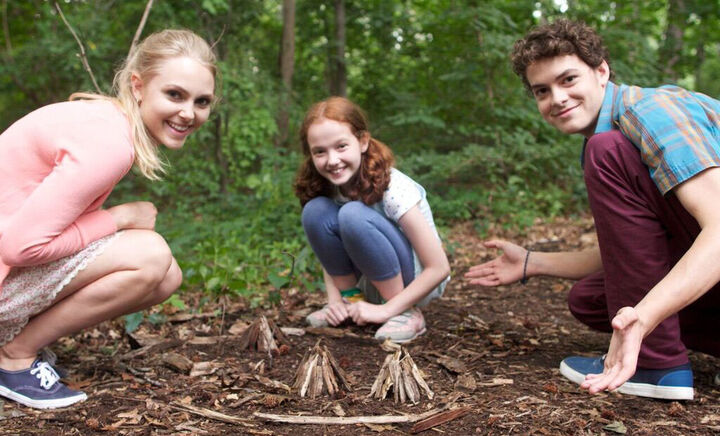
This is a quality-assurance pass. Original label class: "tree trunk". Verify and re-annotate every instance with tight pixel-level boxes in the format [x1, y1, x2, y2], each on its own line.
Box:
[329, 0, 346, 97]
[659, 0, 686, 82]
[214, 114, 229, 194]
[275, 0, 295, 148]
[694, 40, 704, 91]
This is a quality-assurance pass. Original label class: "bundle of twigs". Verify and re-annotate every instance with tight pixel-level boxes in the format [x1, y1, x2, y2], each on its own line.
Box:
[292, 340, 352, 398]
[238, 315, 289, 353]
[369, 347, 434, 404]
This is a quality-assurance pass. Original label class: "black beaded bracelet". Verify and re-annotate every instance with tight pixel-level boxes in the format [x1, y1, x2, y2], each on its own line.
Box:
[520, 250, 530, 285]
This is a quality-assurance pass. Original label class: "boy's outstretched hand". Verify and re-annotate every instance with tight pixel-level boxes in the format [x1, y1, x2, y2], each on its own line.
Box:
[465, 240, 528, 286]
[581, 306, 644, 393]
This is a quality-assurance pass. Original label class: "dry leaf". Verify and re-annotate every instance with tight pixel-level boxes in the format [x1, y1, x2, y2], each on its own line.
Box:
[437, 356, 467, 373]
[332, 403, 346, 417]
[701, 414, 720, 424]
[280, 327, 305, 336]
[364, 423, 396, 432]
[262, 394, 289, 408]
[190, 361, 223, 377]
[188, 336, 220, 345]
[255, 375, 292, 393]
[116, 408, 141, 419]
[603, 420, 627, 434]
[228, 320, 250, 335]
[455, 373, 476, 392]
[477, 378, 513, 387]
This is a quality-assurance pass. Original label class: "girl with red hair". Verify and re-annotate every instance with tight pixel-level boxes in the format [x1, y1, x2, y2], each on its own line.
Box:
[295, 97, 450, 343]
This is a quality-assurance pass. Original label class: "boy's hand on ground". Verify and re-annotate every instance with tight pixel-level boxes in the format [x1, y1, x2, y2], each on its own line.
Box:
[465, 240, 526, 286]
[581, 306, 643, 393]
[325, 301, 350, 326]
[347, 301, 388, 326]
[107, 201, 157, 230]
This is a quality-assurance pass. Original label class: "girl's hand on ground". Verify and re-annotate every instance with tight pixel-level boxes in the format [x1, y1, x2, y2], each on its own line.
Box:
[465, 240, 527, 286]
[581, 306, 644, 393]
[107, 201, 157, 230]
[347, 301, 389, 326]
[325, 301, 350, 326]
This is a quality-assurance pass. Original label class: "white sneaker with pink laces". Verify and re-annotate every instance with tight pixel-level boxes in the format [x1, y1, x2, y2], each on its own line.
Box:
[374, 307, 426, 343]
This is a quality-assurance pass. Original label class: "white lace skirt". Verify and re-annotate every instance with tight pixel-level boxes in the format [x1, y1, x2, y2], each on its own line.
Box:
[0, 232, 120, 347]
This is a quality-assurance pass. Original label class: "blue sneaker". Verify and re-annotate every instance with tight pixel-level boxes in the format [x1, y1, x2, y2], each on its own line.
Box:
[559, 356, 694, 400]
[0, 360, 87, 409]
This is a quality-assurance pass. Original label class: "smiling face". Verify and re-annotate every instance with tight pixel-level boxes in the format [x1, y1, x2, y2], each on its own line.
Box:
[131, 56, 215, 149]
[526, 54, 609, 138]
[307, 118, 369, 193]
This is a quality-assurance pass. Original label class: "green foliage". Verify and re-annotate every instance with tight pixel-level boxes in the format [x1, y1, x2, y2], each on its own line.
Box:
[400, 126, 586, 233]
[3, 0, 719, 313]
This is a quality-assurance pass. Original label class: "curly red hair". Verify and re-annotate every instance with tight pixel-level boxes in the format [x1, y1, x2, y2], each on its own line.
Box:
[294, 97, 395, 206]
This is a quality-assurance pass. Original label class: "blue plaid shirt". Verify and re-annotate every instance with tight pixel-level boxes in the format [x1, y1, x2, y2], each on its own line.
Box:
[593, 81, 720, 194]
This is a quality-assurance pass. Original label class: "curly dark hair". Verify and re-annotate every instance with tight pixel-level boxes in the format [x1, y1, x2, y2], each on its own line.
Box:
[294, 97, 395, 206]
[511, 19, 614, 92]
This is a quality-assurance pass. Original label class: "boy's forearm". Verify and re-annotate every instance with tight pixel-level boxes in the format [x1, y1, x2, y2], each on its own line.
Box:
[636, 223, 720, 336]
[527, 247, 602, 280]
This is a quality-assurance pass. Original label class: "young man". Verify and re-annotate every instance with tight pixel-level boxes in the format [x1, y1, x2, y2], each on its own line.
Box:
[466, 19, 720, 400]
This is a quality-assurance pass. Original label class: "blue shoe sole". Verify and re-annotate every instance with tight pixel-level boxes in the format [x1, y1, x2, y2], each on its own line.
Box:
[559, 360, 694, 401]
[0, 385, 87, 409]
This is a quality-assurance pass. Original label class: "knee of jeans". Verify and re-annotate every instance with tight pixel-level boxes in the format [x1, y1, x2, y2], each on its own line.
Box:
[567, 282, 585, 315]
[301, 197, 336, 231]
[337, 201, 372, 236]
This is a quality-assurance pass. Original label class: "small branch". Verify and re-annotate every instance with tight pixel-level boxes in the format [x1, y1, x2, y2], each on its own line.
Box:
[254, 406, 449, 425]
[53, 1, 101, 93]
[282, 251, 296, 280]
[169, 402, 254, 427]
[210, 25, 227, 50]
[114, 362, 163, 388]
[128, 0, 154, 57]
[410, 407, 471, 434]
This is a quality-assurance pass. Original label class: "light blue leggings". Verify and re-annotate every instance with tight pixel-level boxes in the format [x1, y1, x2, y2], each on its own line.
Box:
[301, 197, 415, 288]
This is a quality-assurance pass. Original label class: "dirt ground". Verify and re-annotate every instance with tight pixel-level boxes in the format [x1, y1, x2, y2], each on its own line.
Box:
[1, 216, 719, 435]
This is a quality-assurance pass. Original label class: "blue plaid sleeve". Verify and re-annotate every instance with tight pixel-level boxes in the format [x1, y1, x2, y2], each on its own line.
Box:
[618, 87, 720, 194]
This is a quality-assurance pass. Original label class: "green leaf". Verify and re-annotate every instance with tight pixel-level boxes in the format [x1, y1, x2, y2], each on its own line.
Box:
[124, 312, 144, 334]
[165, 294, 187, 310]
[268, 271, 290, 289]
[206, 276, 221, 292]
[147, 313, 167, 326]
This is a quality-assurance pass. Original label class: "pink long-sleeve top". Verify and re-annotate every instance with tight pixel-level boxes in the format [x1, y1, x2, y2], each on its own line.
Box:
[0, 99, 135, 291]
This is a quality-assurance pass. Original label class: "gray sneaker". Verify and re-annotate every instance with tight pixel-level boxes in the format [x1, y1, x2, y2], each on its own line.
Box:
[305, 306, 330, 328]
[0, 360, 86, 409]
[374, 307, 427, 343]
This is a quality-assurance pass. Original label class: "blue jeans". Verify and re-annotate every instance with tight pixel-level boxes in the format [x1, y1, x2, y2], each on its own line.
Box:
[301, 197, 415, 290]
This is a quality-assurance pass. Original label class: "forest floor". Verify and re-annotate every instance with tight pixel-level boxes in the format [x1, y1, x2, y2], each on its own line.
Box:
[1, 215, 719, 435]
